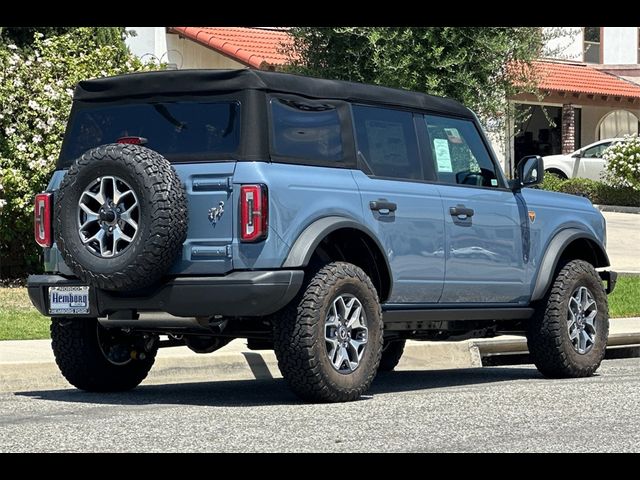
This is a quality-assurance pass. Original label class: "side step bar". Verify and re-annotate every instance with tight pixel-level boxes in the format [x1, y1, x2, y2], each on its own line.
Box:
[382, 307, 534, 331]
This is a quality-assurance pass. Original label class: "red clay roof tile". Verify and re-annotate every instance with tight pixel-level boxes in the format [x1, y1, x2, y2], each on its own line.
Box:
[530, 60, 640, 99]
[170, 27, 293, 69]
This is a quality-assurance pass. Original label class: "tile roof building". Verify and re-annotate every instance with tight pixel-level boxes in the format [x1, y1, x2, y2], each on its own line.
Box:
[126, 27, 640, 174]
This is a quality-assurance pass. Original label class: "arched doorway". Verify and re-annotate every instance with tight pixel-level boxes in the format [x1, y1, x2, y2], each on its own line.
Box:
[597, 110, 639, 140]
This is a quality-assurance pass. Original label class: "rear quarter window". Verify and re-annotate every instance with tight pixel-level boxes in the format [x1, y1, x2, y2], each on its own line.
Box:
[60, 101, 240, 163]
[269, 97, 345, 165]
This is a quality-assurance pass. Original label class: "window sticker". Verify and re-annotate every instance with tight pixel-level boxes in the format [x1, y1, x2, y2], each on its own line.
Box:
[491, 179, 498, 186]
[433, 138, 453, 172]
[444, 127, 464, 144]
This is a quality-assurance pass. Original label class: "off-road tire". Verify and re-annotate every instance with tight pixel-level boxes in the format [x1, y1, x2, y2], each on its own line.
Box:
[273, 262, 383, 403]
[378, 339, 406, 372]
[527, 259, 609, 378]
[51, 318, 157, 392]
[55, 144, 187, 291]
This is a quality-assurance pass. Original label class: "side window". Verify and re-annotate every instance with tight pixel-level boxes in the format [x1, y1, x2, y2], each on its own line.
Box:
[352, 105, 423, 181]
[582, 143, 610, 158]
[424, 115, 500, 188]
[270, 98, 343, 163]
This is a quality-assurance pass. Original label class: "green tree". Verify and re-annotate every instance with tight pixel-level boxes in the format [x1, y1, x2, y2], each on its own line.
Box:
[0, 27, 76, 49]
[0, 27, 128, 52]
[286, 27, 551, 125]
[0, 28, 157, 278]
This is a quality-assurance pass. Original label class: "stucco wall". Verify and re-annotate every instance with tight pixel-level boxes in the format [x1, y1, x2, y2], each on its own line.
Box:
[544, 27, 639, 65]
[544, 27, 583, 61]
[486, 129, 506, 172]
[126, 27, 169, 62]
[603, 27, 639, 64]
[581, 105, 640, 145]
[126, 27, 246, 70]
[165, 33, 246, 69]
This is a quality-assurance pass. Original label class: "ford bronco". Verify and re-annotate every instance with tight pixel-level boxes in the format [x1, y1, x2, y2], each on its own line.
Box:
[28, 69, 616, 402]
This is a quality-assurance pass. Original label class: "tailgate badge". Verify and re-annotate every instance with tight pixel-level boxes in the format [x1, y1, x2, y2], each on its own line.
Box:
[208, 201, 225, 225]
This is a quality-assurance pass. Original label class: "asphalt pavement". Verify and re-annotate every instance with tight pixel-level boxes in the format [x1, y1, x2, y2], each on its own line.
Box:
[1, 357, 640, 452]
[601, 211, 639, 273]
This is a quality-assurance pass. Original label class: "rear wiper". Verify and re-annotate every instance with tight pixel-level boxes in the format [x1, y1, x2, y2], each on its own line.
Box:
[153, 104, 187, 131]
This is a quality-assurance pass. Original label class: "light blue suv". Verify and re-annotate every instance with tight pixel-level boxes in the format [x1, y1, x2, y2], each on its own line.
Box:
[28, 69, 617, 402]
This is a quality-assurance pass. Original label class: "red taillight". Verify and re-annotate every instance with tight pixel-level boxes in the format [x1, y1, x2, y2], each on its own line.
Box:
[116, 136, 147, 145]
[240, 184, 268, 242]
[34, 193, 52, 248]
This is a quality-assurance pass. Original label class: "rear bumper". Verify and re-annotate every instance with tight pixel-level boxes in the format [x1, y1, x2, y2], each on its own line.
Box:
[27, 270, 304, 318]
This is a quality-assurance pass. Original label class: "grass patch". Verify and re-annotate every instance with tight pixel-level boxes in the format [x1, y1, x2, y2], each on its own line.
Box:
[609, 275, 640, 318]
[0, 277, 639, 340]
[0, 287, 50, 340]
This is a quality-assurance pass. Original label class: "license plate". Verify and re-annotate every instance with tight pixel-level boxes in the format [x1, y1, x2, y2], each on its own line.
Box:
[49, 286, 90, 315]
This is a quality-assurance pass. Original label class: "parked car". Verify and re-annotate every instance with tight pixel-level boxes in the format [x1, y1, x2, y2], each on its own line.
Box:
[542, 138, 624, 180]
[27, 69, 616, 403]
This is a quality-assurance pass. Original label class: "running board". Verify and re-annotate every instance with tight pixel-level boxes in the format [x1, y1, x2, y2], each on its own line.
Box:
[382, 308, 533, 331]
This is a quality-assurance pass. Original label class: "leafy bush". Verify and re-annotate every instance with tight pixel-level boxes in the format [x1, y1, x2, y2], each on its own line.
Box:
[540, 176, 640, 207]
[602, 135, 640, 191]
[540, 171, 566, 191]
[557, 178, 601, 199]
[0, 28, 158, 277]
[597, 183, 640, 207]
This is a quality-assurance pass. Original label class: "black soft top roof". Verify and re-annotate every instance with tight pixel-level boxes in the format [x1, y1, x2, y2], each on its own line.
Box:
[74, 69, 474, 118]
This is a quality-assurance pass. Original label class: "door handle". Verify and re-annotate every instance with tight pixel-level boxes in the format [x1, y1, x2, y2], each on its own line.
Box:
[370, 200, 397, 213]
[449, 206, 474, 218]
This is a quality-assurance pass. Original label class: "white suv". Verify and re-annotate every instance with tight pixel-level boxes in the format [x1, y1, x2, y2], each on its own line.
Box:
[542, 138, 624, 180]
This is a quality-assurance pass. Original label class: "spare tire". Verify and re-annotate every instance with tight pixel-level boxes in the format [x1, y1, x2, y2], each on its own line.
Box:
[55, 144, 187, 291]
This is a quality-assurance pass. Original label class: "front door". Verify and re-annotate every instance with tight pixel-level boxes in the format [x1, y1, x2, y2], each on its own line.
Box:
[574, 141, 612, 180]
[437, 185, 526, 303]
[352, 105, 445, 303]
[423, 114, 528, 304]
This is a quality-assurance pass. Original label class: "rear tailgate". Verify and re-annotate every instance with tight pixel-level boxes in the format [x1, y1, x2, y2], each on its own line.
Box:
[170, 162, 236, 275]
[52, 97, 243, 277]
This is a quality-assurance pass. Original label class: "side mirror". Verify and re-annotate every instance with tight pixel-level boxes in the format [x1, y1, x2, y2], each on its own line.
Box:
[571, 152, 581, 158]
[511, 155, 544, 190]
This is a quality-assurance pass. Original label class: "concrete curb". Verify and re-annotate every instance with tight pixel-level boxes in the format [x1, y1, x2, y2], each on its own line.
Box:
[0, 339, 482, 394]
[1, 318, 637, 393]
[596, 204, 640, 214]
[475, 331, 640, 358]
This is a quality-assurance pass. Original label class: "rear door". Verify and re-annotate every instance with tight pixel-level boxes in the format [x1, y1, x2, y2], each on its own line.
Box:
[58, 98, 242, 275]
[351, 105, 445, 303]
[422, 114, 527, 304]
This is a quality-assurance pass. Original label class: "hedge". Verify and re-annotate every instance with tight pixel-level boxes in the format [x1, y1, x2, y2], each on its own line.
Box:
[540, 175, 640, 207]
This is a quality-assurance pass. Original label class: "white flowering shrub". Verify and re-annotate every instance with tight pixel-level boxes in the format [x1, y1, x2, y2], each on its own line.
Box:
[601, 134, 640, 191]
[0, 28, 158, 276]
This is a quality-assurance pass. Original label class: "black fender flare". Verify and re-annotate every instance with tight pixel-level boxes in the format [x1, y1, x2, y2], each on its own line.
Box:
[531, 228, 610, 301]
[282, 216, 392, 295]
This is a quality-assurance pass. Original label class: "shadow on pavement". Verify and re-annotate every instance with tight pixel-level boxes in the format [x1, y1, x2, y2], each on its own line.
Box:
[16, 366, 542, 408]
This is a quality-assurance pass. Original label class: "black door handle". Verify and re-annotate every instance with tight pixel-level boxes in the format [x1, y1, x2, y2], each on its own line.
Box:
[370, 200, 397, 212]
[449, 206, 474, 218]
